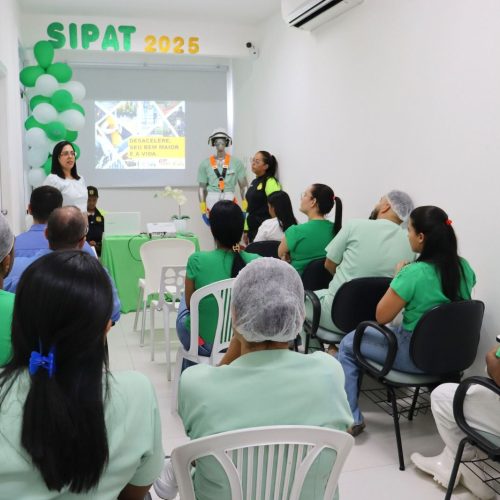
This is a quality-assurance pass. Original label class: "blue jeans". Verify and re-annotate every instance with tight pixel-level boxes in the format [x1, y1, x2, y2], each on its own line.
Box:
[337, 325, 424, 425]
[176, 295, 213, 370]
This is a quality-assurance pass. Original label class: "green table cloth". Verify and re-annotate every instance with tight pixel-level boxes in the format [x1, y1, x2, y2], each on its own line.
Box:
[101, 234, 200, 313]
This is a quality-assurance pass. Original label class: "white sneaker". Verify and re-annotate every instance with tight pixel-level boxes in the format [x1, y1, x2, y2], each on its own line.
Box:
[410, 447, 459, 488]
[459, 463, 495, 500]
[153, 458, 179, 500]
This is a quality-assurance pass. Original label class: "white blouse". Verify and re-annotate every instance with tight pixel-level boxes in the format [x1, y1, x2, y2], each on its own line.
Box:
[253, 217, 285, 242]
[43, 174, 88, 213]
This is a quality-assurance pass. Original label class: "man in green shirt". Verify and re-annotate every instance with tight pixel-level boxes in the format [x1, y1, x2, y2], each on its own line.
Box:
[307, 190, 416, 333]
[0, 213, 15, 366]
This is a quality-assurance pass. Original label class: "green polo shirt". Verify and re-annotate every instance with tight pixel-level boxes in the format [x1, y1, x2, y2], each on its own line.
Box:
[0, 290, 14, 366]
[315, 219, 416, 331]
[179, 349, 353, 500]
[186, 249, 260, 343]
[391, 258, 476, 332]
[285, 219, 335, 274]
[197, 156, 247, 192]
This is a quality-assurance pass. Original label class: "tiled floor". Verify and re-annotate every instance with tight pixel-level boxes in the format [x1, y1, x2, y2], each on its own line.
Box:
[108, 312, 483, 500]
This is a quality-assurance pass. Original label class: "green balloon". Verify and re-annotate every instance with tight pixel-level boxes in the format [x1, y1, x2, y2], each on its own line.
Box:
[46, 62, 73, 83]
[42, 156, 52, 175]
[25, 116, 43, 130]
[33, 41, 55, 69]
[44, 121, 67, 141]
[72, 143, 81, 159]
[29, 95, 51, 112]
[51, 89, 73, 112]
[20, 65, 45, 87]
[66, 130, 78, 142]
[70, 103, 85, 116]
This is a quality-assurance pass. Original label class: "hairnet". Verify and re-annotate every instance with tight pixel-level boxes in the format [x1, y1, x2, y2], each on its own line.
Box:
[232, 258, 305, 343]
[386, 190, 414, 222]
[0, 213, 14, 262]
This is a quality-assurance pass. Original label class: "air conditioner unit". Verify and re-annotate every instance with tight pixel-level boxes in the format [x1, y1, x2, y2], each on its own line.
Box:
[282, 0, 363, 30]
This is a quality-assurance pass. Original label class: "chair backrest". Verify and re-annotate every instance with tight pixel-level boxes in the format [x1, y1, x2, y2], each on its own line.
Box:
[171, 425, 354, 500]
[158, 265, 186, 307]
[189, 278, 235, 364]
[301, 259, 332, 291]
[331, 277, 392, 333]
[245, 240, 280, 258]
[140, 238, 195, 295]
[410, 300, 485, 374]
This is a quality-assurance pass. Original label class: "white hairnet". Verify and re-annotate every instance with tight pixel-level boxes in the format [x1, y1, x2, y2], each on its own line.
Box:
[386, 190, 414, 222]
[232, 258, 305, 343]
[0, 213, 14, 262]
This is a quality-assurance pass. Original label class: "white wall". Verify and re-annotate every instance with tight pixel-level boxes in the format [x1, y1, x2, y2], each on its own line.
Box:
[232, 0, 500, 373]
[0, 0, 25, 232]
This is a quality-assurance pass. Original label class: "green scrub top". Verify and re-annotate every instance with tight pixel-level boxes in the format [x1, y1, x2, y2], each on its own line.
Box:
[0, 371, 164, 498]
[179, 349, 353, 500]
[317, 219, 416, 331]
[0, 290, 14, 366]
[285, 219, 335, 274]
[186, 249, 260, 343]
[391, 258, 476, 331]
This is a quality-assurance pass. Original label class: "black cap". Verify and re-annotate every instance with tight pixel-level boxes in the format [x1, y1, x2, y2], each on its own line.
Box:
[87, 186, 99, 197]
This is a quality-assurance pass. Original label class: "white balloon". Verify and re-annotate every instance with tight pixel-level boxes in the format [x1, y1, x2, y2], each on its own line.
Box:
[27, 168, 47, 188]
[32, 102, 58, 124]
[34, 74, 59, 97]
[59, 109, 85, 131]
[27, 146, 49, 168]
[25, 127, 49, 148]
[62, 81, 86, 102]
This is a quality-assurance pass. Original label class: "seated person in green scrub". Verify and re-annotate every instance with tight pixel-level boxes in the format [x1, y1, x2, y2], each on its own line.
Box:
[0, 251, 163, 499]
[308, 190, 415, 333]
[0, 213, 15, 366]
[176, 200, 259, 365]
[154, 258, 353, 500]
[337, 206, 476, 437]
[278, 183, 342, 274]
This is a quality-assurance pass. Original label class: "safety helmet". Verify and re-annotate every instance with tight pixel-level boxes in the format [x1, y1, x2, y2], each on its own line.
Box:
[208, 128, 232, 147]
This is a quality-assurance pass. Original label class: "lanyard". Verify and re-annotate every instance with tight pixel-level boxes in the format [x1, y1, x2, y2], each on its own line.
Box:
[210, 154, 230, 191]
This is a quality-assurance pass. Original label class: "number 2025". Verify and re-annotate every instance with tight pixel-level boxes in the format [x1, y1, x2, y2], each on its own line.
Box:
[144, 36, 200, 54]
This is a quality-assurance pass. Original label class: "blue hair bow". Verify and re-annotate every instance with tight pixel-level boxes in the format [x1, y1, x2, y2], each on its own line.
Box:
[29, 346, 56, 378]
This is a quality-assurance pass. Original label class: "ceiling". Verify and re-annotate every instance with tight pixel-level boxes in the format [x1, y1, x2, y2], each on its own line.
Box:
[17, 0, 281, 25]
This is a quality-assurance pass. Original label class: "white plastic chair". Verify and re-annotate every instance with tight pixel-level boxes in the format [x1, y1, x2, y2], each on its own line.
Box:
[171, 278, 235, 412]
[171, 425, 355, 500]
[149, 265, 186, 380]
[133, 238, 195, 345]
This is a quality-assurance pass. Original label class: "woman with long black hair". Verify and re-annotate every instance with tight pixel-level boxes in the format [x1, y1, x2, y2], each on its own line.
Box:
[337, 206, 476, 436]
[244, 151, 281, 242]
[43, 141, 88, 213]
[0, 251, 163, 498]
[278, 183, 342, 274]
[253, 190, 297, 242]
[176, 200, 259, 360]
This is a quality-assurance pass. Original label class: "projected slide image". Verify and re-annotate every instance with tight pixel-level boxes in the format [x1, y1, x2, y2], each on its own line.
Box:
[95, 100, 186, 170]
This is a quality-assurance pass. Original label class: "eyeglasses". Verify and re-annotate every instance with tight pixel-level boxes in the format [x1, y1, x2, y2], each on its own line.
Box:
[251, 158, 264, 165]
[60, 151, 76, 157]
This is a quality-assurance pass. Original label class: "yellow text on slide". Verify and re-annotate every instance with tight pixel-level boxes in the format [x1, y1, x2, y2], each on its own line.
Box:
[128, 136, 185, 158]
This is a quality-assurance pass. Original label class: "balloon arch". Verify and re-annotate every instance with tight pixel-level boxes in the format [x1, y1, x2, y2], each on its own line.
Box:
[19, 40, 86, 187]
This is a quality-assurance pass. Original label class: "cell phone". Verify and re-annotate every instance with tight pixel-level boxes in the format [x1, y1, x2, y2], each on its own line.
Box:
[497, 335, 500, 343]
[496, 335, 500, 358]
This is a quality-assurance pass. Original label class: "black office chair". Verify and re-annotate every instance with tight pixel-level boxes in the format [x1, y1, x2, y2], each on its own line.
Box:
[245, 240, 280, 258]
[445, 376, 500, 499]
[303, 277, 391, 353]
[301, 258, 332, 291]
[353, 300, 485, 471]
